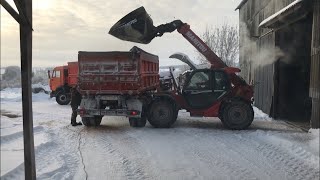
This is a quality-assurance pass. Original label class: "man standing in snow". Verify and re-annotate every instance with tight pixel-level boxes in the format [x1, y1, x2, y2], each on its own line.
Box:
[70, 86, 82, 126]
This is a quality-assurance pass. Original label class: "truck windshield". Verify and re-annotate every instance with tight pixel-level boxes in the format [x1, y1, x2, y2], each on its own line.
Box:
[52, 70, 60, 78]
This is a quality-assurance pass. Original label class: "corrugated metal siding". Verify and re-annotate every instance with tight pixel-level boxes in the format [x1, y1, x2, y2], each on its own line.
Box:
[254, 32, 275, 114]
[310, 0, 320, 128]
[311, 99, 319, 127]
[254, 64, 274, 114]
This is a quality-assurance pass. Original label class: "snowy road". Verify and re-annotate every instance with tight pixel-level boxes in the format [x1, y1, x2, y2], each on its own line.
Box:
[1, 89, 319, 180]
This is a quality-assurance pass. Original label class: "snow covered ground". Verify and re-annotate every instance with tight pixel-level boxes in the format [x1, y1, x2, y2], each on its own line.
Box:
[1, 87, 319, 180]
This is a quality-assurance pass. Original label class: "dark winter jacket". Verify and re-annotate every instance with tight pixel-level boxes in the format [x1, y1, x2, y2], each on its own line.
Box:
[70, 88, 81, 108]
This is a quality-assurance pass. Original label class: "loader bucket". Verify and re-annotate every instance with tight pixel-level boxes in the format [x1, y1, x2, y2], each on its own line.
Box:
[109, 6, 157, 44]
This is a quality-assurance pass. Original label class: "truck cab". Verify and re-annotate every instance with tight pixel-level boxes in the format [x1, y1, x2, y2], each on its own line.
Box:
[48, 62, 78, 105]
[49, 66, 67, 93]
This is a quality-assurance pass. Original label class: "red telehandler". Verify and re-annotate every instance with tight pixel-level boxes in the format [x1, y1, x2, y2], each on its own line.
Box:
[108, 6, 254, 129]
[77, 6, 253, 129]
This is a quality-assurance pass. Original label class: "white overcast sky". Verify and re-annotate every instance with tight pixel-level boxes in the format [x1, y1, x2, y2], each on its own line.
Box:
[1, 0, 242, 67]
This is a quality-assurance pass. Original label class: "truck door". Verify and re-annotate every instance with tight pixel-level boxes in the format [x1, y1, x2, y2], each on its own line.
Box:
[182, 70, 229, 109]
[49, 69, 62, 91]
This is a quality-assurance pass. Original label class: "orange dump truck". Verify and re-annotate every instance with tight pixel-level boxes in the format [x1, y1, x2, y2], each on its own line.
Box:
[77, 46, 163, 126]
[48, 62, 78, 105]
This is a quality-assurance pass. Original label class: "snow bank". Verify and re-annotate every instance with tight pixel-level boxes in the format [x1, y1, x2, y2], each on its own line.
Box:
[1, 86, 51, 102]
[308, 129, 320, 155]
[253, 106, 272, 121]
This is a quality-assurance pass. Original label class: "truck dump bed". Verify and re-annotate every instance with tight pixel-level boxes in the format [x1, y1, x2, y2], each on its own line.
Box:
[78, 46, 159, 95]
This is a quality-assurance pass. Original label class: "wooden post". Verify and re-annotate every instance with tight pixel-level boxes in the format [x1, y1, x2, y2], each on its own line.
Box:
[1, 0, 36, 178]
[19, 0, 36, 178]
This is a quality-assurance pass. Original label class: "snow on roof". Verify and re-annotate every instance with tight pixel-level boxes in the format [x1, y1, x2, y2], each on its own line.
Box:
[259, 0, 303, 28]
[235, 0, 249, 10]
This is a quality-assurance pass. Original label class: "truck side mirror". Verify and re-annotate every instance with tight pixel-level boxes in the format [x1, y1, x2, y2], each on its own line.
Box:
[47, 70, 51, 78]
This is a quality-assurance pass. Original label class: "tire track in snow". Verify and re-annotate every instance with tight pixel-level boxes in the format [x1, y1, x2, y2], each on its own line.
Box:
[81, 127, 150, 180]
[95, 130, 148, 180]
[182, 128, 283, 179]
[254, 141, 319, 180]
[177, 128, 259, 179]
[35, 126, 81, 179]
[179, 125, 319, 180]
[230, 131, 319, 180]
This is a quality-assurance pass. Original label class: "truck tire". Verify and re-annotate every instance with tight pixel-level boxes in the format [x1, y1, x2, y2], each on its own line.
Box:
[221, 100, 254, 130]
[93, 116, 102, 126]
[129, 117, 146, 127]
[148, 100, 176, 128]
[56, 92, 70, 105]
[82, 117, 92, 126]
[82, 116, 102, 126]
[129, 107, 147, 127]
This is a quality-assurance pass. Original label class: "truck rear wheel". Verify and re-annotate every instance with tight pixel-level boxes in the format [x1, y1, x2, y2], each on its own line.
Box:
[82, 117, 92, 126]
[82, 116, 102, 126]
[56, 92, 70, 105]
[129, 117, 146, 127]
[148, 100, 176, 128]
[221, 100, 254, 130]
[129, 107, 147, 127]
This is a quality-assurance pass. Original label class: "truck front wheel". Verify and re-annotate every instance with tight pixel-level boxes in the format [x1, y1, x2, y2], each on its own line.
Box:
[221, 100, 254, 130]
[148, 100, 176, 128]
[56, 92, 70, 105]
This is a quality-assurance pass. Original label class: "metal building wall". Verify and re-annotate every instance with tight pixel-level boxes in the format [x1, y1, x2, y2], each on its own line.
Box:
[238, 0, 281, 115]
[310, 0, 320, 128]
[238, 0, 314, 122]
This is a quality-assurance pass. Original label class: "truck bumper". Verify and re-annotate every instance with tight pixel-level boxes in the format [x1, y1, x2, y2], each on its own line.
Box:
[77, 108, 141, 118]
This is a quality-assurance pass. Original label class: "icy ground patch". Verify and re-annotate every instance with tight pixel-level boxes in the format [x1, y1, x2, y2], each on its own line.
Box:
[1, 88, 319, 180]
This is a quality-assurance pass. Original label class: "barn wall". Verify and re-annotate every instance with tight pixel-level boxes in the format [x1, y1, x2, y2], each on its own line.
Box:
[310, 0, 320, 128]
[238, 0, 315, 124]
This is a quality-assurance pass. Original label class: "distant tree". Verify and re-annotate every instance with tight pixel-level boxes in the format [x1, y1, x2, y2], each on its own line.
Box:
[198, 23, 239, 67]
[3, 66, 21, 81]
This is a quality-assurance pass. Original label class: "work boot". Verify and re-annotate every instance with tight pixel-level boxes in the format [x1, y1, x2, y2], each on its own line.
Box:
[71, 121, 77, 126]
[71, 121, 82, 126]
[76, 122, 82, 126]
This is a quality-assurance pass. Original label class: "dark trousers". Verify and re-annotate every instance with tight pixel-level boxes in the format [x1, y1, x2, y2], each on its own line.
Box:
[71, 106, 78, 124]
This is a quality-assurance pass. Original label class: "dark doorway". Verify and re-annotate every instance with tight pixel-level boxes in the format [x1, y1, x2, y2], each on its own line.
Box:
[274, 14, 313, 122]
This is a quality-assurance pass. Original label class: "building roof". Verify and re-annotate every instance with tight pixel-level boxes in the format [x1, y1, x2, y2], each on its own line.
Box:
[259, 0, 307, 28]
[235, 0, 249, 10]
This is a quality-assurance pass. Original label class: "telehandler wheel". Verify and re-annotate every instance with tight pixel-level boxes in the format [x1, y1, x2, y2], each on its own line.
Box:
[221, 100, 254, 130]
[56, 92, 70, 105]
[148, 100, 176, 128]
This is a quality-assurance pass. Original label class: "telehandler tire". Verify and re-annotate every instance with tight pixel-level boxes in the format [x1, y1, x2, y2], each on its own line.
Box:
[148, 100, 176, 128]
[221, 100, 254, 130]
